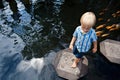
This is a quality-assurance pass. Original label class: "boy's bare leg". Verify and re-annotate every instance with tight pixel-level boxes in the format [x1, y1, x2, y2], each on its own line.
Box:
[71, 58, 80, 68]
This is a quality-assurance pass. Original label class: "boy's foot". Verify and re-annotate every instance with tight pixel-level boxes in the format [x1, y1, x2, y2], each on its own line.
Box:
[71, 61, 77, 68]
[71, 58, 81, 68]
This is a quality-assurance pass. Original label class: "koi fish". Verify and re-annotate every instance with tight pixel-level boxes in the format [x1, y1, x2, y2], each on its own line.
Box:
[107, 19, 111, 22]
[98, 18, 103, 21]
[112, 13, 117, 18]
[101, 34, 109, 37]
[96, 31, 103, 36]
[116, 10, 120, 14]
[106, 24, 116, 30]
[109, 27, 119, 31]
[96, 24, 105, 30]
[99, 12, 104, 15]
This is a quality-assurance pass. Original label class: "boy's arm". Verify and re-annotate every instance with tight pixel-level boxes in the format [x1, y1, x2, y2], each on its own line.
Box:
[69, 36, 76, 50]
[92, 41, 97, 53]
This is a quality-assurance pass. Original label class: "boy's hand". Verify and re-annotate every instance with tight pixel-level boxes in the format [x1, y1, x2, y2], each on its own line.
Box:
[92, 48, 97, 53]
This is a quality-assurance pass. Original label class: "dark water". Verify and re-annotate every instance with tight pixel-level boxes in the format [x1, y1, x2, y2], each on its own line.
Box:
[0, 0, 120, 80]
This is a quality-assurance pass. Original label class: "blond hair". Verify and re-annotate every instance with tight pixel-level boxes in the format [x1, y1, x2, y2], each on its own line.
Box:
[80, 12, 96, 27]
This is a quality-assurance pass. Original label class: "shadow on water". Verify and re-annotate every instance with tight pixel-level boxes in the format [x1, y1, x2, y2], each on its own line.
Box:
[0, 0, 120, 80]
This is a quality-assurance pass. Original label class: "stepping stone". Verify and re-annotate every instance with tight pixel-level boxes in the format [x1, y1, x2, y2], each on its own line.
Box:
[100, 39, 120, 64]
[53, 48, 88, 80]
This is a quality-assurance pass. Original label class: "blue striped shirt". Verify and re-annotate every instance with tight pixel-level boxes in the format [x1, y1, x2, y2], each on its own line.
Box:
[73, 26, 97, 52]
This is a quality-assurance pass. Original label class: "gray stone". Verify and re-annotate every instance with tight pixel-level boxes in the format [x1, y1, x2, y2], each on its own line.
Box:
[53, 48, 88, 80]
[100, 39, 120, 64]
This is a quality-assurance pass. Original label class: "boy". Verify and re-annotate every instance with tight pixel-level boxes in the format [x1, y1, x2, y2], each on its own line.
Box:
[69, 12, 97, 68]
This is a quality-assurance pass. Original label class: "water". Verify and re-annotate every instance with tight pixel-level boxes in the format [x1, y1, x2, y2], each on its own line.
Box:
[0, 32, 62, 80]
[0, 0, 120, 80]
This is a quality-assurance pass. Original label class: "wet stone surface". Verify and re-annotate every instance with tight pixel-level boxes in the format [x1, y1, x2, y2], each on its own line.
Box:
[54, 48, 88, 80]
[100, 39, 120, 64]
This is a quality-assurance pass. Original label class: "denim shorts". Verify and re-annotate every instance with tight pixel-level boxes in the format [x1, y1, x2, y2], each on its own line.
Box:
[73, 46, 91, 58]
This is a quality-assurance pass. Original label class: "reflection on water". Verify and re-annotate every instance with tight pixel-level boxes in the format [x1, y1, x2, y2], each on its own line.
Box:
[0, 32, 63, 80]
[0, 0, 120, 80]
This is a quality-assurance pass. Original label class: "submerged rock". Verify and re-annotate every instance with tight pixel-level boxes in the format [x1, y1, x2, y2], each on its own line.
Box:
[100, 39, 120, 64]
[53, 48, 88, 80]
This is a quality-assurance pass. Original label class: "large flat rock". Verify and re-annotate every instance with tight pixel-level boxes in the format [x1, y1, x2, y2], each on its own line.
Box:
[100, 39, 120, 64]
[54, 48, 88, 80]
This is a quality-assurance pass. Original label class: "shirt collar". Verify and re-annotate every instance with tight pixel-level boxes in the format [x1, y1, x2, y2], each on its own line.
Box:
[79, 26, 92, 35]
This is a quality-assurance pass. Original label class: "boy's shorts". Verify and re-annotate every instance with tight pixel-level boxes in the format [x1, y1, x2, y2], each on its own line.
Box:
[73, 46, 91, 58]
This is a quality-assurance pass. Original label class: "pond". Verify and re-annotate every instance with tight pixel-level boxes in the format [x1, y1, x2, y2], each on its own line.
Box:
[0, 0, 120, 80]
[25, 0, 120, 59]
